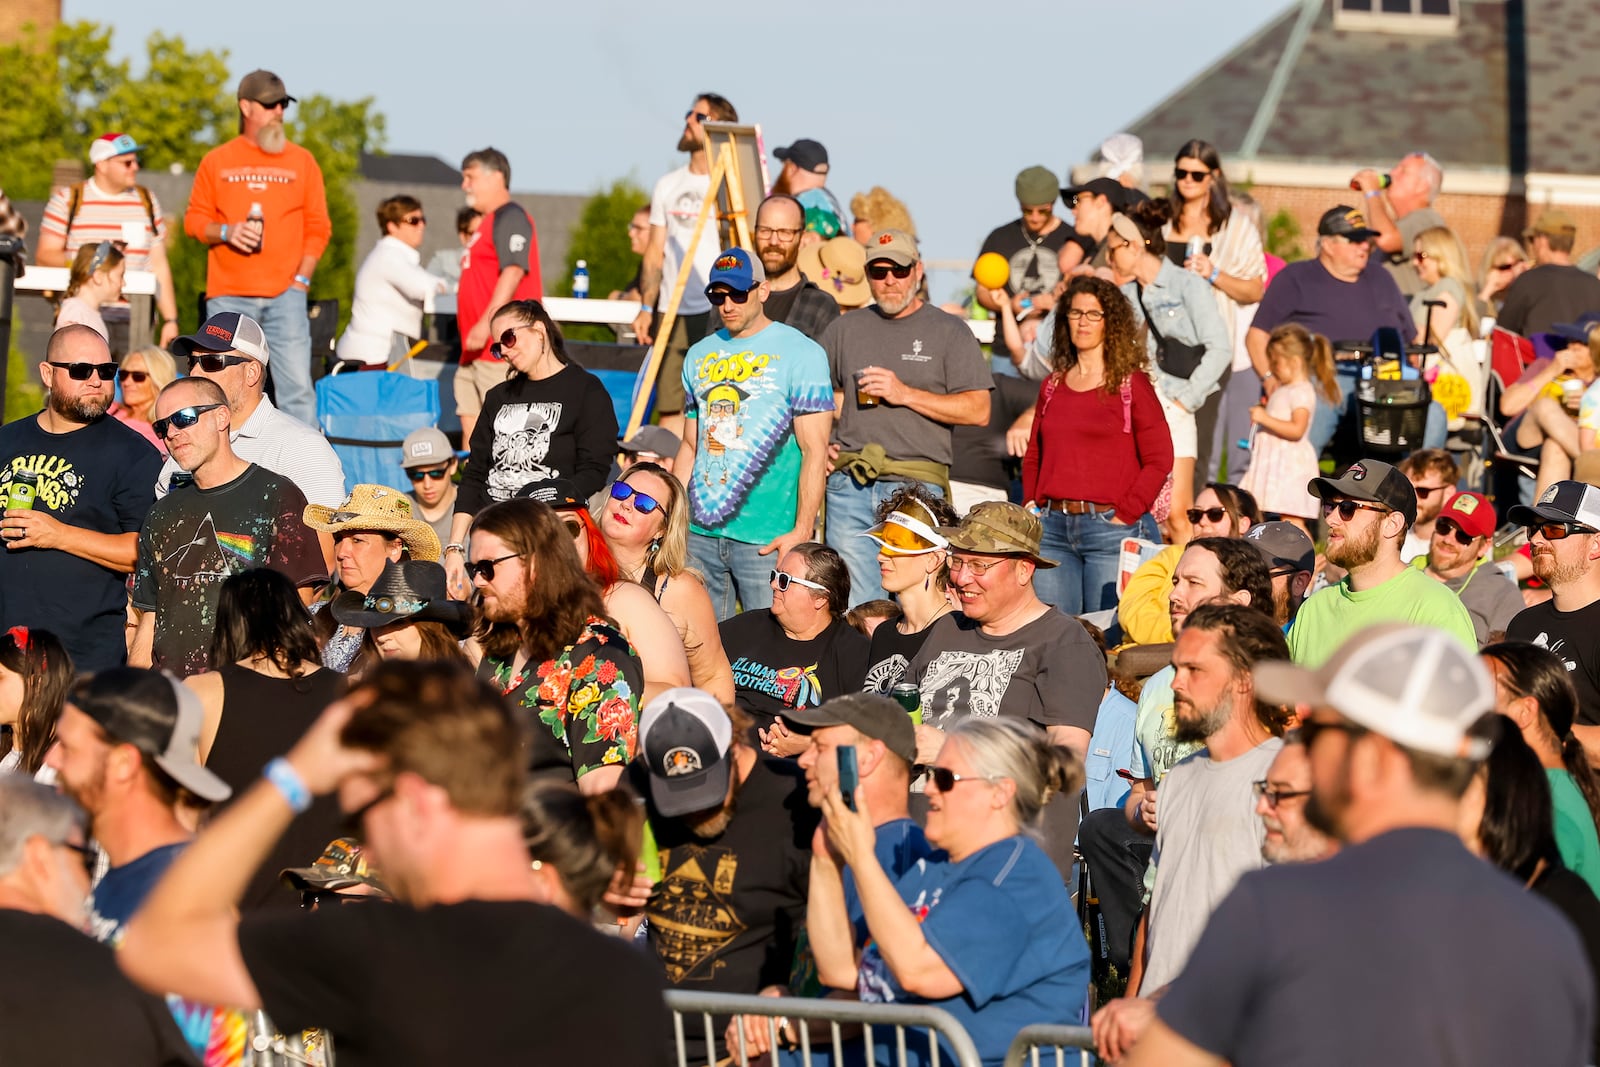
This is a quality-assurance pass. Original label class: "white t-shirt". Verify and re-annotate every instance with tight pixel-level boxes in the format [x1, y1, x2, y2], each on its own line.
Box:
[649, 165, 718, 316]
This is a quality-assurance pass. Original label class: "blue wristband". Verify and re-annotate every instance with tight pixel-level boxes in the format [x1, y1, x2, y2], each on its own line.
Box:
[264, 757, 311, 814]
[294, 274, 312, 288]
[220, 223, 229, 243]
[1209, 267, 1221, 285]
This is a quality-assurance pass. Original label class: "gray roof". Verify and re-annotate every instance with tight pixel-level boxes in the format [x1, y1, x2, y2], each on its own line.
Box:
[1122, 0, 1600, 175]
[359, 151, 461, 186]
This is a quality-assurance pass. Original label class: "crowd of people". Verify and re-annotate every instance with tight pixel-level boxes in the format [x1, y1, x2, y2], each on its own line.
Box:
[7, 78, 1600, 1067]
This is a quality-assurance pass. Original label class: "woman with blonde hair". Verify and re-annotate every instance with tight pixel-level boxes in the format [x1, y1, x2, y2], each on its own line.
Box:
[1412, 225, 1481, 343]
[1478, 236, 1531, 315]
[849, 186, 916, 245]
[55, 240, 125, 340]
[109, 344, 178, 448]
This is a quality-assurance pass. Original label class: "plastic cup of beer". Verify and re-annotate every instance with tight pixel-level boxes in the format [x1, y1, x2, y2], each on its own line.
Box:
[856, 368, 879, 408]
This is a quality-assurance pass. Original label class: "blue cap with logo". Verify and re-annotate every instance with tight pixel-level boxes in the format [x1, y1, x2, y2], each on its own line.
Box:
[705, 247, 766, 295]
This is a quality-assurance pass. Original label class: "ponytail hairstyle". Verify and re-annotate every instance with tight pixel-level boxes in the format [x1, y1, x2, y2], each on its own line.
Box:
[1267, 323, 1339, 405]
[521, 781, 644, 917]
[1475, 721, 1562, 884]
[946, 717, 1083, 833]
[1481, 642, 1600, 829]
[0, 627, 73, 775]
[1124, 197, 1174, 258]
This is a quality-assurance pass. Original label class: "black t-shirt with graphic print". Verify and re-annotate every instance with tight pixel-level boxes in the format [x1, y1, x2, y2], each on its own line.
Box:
[720, 610, 870, 734]
[863, 617, 938, 695]
[976, 219, 1073, 298]
[1509, 598, 1600, 726]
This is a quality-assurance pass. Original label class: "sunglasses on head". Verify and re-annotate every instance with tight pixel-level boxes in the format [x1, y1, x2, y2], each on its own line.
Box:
[609, 481, 662, 514]
[770, 569, 827, 593]
[866, 263, 914, 281]
[1186, 507, 1228, 525]
[151, 404, 224, 439]
[1433, 518, 1479, 546]
[116, 369, 148, 383]
[927, 766, 995, 792]
[706, 287, 751, 307]
[406, 467, 451, 483]
[187, 353, 253, 373]
[466, 553, 519, 583]
[1530, 521, 1596, 542]
[1174, 167, 1211, 182]
[1321, 498, 1389, 522]
[48, 361, 117, 381]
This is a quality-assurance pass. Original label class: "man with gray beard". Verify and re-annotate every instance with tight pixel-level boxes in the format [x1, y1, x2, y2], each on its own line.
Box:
[0, 325, 162, 671]
[1254, 734, 1336, 864]
[185, 70, 331, 426]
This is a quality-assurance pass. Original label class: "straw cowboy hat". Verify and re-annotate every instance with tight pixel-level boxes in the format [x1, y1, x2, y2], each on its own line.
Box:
[302, 484, 442, 562]
[799, 236, 871, 309]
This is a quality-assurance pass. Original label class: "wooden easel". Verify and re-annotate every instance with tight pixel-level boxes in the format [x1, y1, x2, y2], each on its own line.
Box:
[624, 134, 758, 436]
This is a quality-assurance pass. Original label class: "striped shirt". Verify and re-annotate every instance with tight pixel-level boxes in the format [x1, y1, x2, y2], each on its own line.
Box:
[40, 179, 168, 272]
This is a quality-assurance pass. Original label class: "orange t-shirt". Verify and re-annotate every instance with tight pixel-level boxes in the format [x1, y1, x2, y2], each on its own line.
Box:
[184, 137, 331, 298]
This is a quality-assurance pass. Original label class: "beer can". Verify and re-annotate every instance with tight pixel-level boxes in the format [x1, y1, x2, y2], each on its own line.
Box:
[891, 682, 923, 726]
[5, 470, 37, 512]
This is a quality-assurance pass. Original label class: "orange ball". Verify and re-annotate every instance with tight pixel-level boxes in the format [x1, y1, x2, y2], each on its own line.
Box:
[973, 252, 1010, 291]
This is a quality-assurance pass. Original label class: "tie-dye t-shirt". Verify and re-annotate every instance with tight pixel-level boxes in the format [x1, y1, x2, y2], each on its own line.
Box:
[682, 320, 834, 545]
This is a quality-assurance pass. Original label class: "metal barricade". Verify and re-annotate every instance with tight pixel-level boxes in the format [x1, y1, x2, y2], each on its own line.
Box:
[1001, 1024, 1097, 1067]
[664, 991, 984, 1067]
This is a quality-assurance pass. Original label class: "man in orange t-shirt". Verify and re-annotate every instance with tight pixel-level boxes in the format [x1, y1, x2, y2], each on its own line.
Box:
[185, 70, 331, 427]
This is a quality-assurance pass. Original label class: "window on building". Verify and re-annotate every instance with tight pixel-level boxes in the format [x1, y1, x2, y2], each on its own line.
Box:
[1333, 0, 1458, 35]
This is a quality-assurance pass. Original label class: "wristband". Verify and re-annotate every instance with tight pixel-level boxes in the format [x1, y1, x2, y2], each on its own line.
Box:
[263, 757, 311, 814]
[220, 223, 229, 243]
[1019, 297, 1033, 312]
[445, 543, 467, 555]
[1209, 267, 1221, 285]
[1363, 190, 1382, 200]
[294, 274, 312, 288]
[639, 303, 653, 316]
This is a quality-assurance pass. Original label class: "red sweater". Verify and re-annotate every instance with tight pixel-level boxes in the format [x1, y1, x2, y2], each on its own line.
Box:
[1021, 371, 1173, 523]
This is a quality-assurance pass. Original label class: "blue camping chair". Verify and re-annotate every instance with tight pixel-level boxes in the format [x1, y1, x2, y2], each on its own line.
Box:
[316, 370, 441, 495]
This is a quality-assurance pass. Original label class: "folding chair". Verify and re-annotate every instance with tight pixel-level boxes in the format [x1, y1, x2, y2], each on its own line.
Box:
[315, 370, 442, 495]
[1467, 327, 1538, 509]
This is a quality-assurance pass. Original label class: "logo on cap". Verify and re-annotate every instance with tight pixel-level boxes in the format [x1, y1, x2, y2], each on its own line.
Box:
[663, 747, 701, 776]
[1453, 495, 1480, 514]
[1540, 484, 1560, 504]
[408, 442, 431, 457]
[715, 254, 742, 270]
[1346, 209, 1369, 228]
[1348, 462, 1367, 481]
[205, 324, 234, 342]
[877, 234, 893, 245]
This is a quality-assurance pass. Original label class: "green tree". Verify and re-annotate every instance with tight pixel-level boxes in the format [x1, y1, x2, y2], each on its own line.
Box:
[551, 178, 648, 343]
[290, 95, 387, 333]
[1266, 209, 1306, 262]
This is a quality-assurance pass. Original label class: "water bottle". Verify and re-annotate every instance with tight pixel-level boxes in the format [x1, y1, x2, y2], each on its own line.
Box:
[246, 202, 264, 255]
[572, 259, 589, 299]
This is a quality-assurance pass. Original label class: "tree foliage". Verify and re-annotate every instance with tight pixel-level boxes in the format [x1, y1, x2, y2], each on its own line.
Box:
[554, 178, 650, 299]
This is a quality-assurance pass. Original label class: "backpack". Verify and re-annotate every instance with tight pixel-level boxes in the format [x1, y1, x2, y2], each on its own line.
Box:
[65, 181, 158, 239]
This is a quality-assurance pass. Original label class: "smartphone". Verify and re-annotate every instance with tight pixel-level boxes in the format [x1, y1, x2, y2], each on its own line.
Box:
[837, 746, 859, 812]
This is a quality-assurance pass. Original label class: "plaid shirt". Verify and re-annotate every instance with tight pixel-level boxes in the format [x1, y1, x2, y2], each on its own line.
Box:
[773, 276, 840, 341]
[0, 189, 25, 238]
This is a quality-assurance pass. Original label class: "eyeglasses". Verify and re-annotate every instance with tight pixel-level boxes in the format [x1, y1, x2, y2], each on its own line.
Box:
[301, 889, 382, 910]
[490, 324, 538, 359]
[755, 225, 802, 241]
[116, 369, 148, 383]
[1296, 719, 1366, 750]
[866, 263, 914, 281]
[1064, 308, 1105, 322]
[47, 361, 117, 381]
[151, 404, 224, 439]
[406, 467, 451, 483]
[187, 353, 253, 373]
[1186, 507, 1228, 525]
[928, 767, 997, 793]
[1174, 168, 1211, 182]
[1529, 521, 1596, 542]
[609, 481, 662, 514]
[339, 785, 394, 838]
[466, 552, 520, 583]
[1413, 484, 1449, 499]
[770, 569, 828, 593]
[1251, 780, 1312, 808]
[260, 98, 292, 111]
[1321, 499, 1389, 522]
[1433, 517, 1480, 546]
[706, 288, 751, 307]
[1412, 251, 1432, 263]
[947, 555, 1012, 576]
[57, 838, 95, 873]
[402, 214, 426, 226]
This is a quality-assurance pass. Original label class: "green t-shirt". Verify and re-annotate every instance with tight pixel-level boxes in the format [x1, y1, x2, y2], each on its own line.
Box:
[1286, 566, 1476, 666]
[1129, 665, 1205, 784]
[1549, 769, 1600, 897]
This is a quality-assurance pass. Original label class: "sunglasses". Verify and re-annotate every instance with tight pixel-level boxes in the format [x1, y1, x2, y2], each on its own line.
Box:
[48, 361, 117, 381]
[1413, 484, 1449, 499]
[1186, 507, 1228, 525]
[339, 785, 394, 838]
[1433, 517, 1480, 545]
[563, 517, 584, 537]
[1491, 261, 1520, 272]
[466, 552, 520, 583]
[1174, 168, 1211, 182]
[1530, 521, 1596, 542]
[927, 767, 995, 793]
[187, 353, 253, 373]
[403, 214, 426, 225]
[301, 889, 381, 910]
[261, 98, 292, 111]
[1321, 499, 1389, 522]
[770, 569, 828, 593]
[151, 404, 224, 439]
[609, 481, 662, 514]
[866, 263, 914, 281]
[706, 288, 751, 307]
[116, 369, 148, 383]
[685, 110, 710, 123]
[1412, 251, 1432, 263]
[490, 324, 537, 359]
[406, 468, 451, 483]
[1251, 780, 1312, 808]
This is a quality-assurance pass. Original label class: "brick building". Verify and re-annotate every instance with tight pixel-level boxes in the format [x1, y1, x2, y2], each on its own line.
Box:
[1092, 0, 1600, 271]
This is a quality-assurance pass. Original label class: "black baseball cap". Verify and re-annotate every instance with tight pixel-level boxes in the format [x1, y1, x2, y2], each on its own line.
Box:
[1318, 205, 1380, 241]
[70, 668, 233, 803]
[638, 688, 734, 818]
[1309, 458, 1417, 526]
[1061, 177, 1127, 211]
[783, 693, 917, 764]
[1508, 480, 1600, 531]
[774, 139, 829, 174]
[516, 476, 584, 510]
[1244, 521, 1316, 574]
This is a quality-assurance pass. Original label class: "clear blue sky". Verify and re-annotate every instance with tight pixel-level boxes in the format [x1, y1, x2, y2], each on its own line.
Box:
[70, 0, 1291, 299]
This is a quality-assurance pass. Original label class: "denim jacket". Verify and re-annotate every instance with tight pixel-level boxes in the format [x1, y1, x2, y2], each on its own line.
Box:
[1121, 260, 1233, 413]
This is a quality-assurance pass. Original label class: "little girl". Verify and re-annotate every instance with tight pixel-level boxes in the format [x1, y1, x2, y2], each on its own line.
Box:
[1241, 324, 1336, 530]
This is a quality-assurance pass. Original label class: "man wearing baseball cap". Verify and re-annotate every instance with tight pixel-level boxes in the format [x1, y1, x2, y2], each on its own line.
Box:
[1413, 490, 1522, 647]
[1122, 625, 1593, 1067]
[37, 132, 181, 346]
[1286, 459, 1474, 666]
[400, 426, 458, 545]
[1245, 520, 1315, 628]
[185, 69, 331, 426]
[678, 246, 835, 618]
[1508, 480, 1600, 743]
[774, 138, 845, 228]
[821, 229, 992, 602]
[974, 166, 1072, 328]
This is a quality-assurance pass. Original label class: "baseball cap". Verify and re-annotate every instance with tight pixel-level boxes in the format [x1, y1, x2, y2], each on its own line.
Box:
[281, 838, 389, 894]
[1507, 479, 1600, 531]
[866, 229, 919, 267]
[1014, 166, 1059, 207]
[237, 69, 297, 105]
[1061, 177, 1127, 212]
[1438, 491, 1496, 540]
[939, 501, 1059, 568]
[804, 206, 842, 241]
[516, 476, 584, 510]
[1309, 458, 1417, 526]
[89, 133, 141, 165]
[400, 427, 454, 469]
[1318, 206, 1380, 241]
[1542, 311, 1600, 347]
[774, 139, 829, 174]
[706, 247, 765, 294]
[638, 688, 734, 818]
[1245, 521, 1315, 574]
[170, 312, 271, 366]
[70, 668, 233, 803]
[1526, 209, 1578, 239]
[617, 425, 682, 459]
[863, 498, 949, 557]
[1254, 624, 1495, 760]
[783, 693, 916, 764]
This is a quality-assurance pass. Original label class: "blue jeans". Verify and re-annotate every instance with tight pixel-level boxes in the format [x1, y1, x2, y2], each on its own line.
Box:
[824, 472, 946, 605]
[688, 532, 776, 621]
[208, 289, 314, 425]
[1032, 509, 1160, 616]
[1308, 367, 1448, 460]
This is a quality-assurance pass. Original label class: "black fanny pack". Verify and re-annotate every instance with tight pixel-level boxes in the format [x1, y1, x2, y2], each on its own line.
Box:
[1137, 283, 1205, 380]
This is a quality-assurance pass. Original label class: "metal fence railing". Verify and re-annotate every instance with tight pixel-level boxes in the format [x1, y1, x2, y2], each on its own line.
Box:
[664, 990, 985, 1067]
[1001, 1024, 1097, 1067]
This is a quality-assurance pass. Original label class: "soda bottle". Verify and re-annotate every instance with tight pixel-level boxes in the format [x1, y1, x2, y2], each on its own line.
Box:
[247, 202, 265, 255]
[572, 260, 589, 299]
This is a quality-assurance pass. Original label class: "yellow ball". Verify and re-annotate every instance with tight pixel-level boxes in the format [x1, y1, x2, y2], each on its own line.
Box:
[973, 252, 1010, 291]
